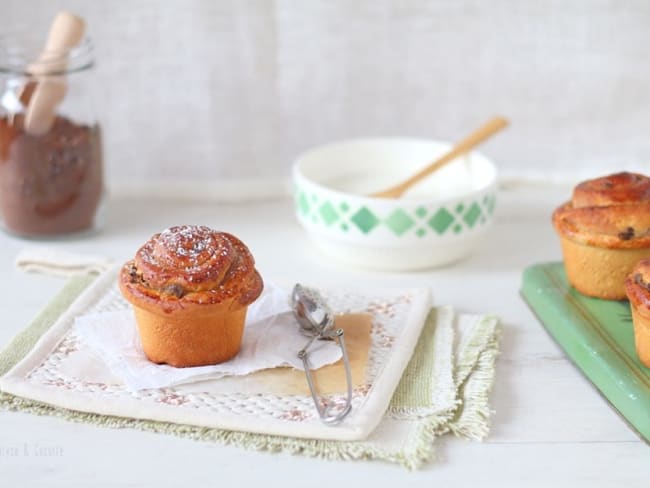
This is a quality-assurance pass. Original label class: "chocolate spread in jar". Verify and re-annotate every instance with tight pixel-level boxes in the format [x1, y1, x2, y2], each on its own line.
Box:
[0, 114, 103, 237]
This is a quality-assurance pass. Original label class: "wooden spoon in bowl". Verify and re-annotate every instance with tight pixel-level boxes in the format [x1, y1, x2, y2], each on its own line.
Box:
[370, 116, 509, 198]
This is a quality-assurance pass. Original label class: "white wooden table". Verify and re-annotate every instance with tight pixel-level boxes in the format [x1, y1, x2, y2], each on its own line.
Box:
[0, 183, 646, 487]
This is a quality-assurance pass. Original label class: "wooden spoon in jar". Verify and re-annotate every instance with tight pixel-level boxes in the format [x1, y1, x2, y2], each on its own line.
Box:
[370, 116, 509, 198]
[22, 12, 86, 135]
[19, 12, 85, 104]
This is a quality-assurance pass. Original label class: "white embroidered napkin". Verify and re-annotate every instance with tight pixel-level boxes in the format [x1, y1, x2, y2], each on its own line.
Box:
[0, 267, 432, 442]
[74, 282, 342, 391]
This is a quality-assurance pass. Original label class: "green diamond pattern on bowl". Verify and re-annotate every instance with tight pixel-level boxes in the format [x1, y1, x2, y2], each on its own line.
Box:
[463, 202, 481, 228]
[385, 209, 415, 236]
[319, 201, 340, 226]
[351, 207, 380, 234]
[295, 185, 496, 239]
[297, 192, 310, 216]
[428, 208, 454, 235]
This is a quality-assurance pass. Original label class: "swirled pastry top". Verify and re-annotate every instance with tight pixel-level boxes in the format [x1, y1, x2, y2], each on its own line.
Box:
[120, 225, 263, 312]
[552, 172, 650, 249]
[625, 259, 650, 316]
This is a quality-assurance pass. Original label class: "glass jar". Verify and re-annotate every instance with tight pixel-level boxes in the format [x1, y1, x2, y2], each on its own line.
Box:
[0, 30, 103, 237]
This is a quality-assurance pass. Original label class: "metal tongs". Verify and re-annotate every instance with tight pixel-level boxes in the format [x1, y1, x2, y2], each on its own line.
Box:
[291, 284, 353, 424]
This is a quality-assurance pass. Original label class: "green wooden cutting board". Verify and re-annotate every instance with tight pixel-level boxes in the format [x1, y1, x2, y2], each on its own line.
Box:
[521, 262, 650, 443]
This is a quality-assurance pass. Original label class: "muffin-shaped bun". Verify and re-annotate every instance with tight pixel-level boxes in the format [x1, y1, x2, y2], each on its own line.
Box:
[625, 259, 650, 367]
[552, 172, 650, 300]
[119, 225, 263, 367]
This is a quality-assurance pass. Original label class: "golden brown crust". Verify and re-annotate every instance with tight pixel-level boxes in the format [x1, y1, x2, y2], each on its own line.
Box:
[560, 236, 650, 300]
[119, 226, 263, 314]
[625, 259, 650, 367]
[625, 259, 650, 318]
[629, 306, 650, 368]
[131, 306, 247, 367]
[552, 172, 650, 249]
[572, 172, 650, 207]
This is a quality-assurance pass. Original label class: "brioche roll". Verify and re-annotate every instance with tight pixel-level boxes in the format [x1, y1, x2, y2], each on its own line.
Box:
[625, 259, 650, 367]
[119, 225, 263, 367]
[552, 172, 650, 300]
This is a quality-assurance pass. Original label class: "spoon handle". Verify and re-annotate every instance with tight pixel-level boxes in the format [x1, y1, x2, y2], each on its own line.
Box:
[23, 12, 86, 135]
[371, 116, 509, 198]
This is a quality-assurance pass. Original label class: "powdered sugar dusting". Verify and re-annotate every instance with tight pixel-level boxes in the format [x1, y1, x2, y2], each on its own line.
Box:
[151, 225, 222, 271]
[131, 225, 260, 299]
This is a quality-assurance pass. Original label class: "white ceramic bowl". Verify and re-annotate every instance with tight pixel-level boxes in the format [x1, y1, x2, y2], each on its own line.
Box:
[292, 138, 498, 270]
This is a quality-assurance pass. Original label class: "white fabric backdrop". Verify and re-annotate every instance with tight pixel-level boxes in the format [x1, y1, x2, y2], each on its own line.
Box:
[4, 0, 650, 191]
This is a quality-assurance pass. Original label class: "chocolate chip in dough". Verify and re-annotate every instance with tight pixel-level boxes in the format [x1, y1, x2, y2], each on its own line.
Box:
[635, 273, 650, 292]
[618, 227, 635, 240]
[163, 284, 185, 298]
